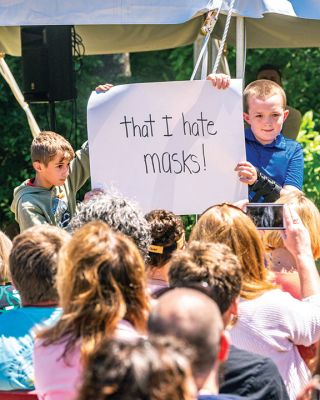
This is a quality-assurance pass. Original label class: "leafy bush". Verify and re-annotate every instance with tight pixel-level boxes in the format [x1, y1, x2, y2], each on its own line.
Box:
[297, 111, 320, 207]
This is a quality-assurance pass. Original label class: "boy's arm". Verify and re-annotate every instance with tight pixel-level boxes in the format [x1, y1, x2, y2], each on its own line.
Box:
[235, 161, 282, 202]
[68, 141, 90, 193]
[16, 202, 49, 232]
[283, 142, 304, 191]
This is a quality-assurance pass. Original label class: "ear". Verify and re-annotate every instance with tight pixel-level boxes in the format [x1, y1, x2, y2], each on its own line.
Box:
[218, 330, 230, 363]
[283, 109, 289, 122]
[229, 297, 239, 317]
[243, 112, 251, 125]
[33, 161, 44, 173]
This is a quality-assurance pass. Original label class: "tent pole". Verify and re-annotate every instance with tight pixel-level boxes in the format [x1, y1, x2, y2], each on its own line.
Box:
[0, 53, 41, 137]
[236, 16, 245, 80]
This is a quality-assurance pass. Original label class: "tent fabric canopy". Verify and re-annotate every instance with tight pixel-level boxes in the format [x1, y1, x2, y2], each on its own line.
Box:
[0, 0, 220, 26]
[221, 0, 320, 20]
[217, 0, 320, 49]
[0, 0, 319, 56]
[0, 0, 221, 56]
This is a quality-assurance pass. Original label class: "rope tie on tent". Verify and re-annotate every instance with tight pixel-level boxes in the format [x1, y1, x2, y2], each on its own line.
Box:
[190, 0, 235, 80]
[0, 53, 40, 137]
[211, 0, 236, 75]
[190, 8, 220, 81]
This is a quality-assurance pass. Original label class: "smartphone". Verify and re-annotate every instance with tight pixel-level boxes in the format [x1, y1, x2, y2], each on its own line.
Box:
[246, 203, 284, 230]
[311, 375, 320, 400]
[312, 389, 320, 400]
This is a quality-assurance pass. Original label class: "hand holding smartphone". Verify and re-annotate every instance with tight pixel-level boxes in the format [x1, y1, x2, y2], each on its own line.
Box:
[246, 203, 284, 230]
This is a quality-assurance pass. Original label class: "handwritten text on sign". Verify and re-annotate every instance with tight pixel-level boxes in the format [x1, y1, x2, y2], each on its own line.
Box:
[87, 80, 247, 215]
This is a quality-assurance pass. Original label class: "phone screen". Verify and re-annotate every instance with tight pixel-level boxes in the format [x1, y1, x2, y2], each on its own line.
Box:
[246, 203, 284, 230]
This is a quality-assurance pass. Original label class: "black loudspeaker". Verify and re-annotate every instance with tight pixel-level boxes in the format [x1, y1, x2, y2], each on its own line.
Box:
[21, 26, 75, 102]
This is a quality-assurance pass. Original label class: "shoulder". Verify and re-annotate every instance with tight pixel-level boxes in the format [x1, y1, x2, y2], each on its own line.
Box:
[287, 105, 302, 118]
[239, 290, 296, 316]
[282, 136, 303, 152]
[221, 345, 288, 399]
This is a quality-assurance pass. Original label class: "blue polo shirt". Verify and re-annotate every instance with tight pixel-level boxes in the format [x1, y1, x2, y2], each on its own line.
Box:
[245, 128, 304, 192]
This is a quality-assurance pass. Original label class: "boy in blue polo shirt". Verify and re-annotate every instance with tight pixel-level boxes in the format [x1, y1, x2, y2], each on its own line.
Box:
[208, 75, 304, 202]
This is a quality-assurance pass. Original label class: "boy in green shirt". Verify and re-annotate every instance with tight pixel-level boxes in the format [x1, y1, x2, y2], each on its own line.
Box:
[11, 131, 90, 231]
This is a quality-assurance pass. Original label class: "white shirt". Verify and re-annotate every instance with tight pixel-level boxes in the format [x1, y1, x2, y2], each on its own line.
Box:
[230, 289, 320, 400]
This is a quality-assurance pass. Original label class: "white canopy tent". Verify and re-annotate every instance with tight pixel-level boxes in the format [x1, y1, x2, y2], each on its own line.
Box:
[0, 1, 319, 55]
[0, 1, 222, 55]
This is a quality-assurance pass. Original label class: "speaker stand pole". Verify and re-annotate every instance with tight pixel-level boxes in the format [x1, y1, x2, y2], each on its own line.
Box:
[49, 101, 56, 131]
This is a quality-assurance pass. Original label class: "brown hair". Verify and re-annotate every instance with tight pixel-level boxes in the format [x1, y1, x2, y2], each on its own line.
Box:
[9, 225, 70, 304]
[145, 209, 185, 268]
[190, 204, 275, 300]
[264, 192, 320, 260]
[169, 241, 242, 314]
[77, 336, 195, 400]
[39, 220, 149, 363]
[243, 79, 287, 113]
[31, 131, 75, 166]
[0, 231, 12, 283]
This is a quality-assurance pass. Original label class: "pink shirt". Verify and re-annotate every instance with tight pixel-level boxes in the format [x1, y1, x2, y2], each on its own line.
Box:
[34, 320, 140, 400]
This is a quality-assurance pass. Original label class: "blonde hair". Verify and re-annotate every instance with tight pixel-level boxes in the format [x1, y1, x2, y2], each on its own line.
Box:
[0, 231, 12, 283]
[264, 192, 320, 260]
[190, 204, 275, 300]
[39, 220, 149, 362]
[243, 79, 287, 113]
[31, 131, 75, 166]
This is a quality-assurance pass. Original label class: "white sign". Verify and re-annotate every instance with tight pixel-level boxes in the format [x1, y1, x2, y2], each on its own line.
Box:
[87, 80, 247, 215]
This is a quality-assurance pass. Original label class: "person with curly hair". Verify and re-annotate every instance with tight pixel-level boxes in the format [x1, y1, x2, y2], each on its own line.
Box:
[77, 336, 197, 400]
[34, 220, 150, 400]
[145, 209, 185, 295]
[69, 191, 151, 260]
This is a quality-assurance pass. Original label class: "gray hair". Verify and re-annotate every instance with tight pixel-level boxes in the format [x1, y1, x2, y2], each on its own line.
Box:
[69, 192, 151, 259]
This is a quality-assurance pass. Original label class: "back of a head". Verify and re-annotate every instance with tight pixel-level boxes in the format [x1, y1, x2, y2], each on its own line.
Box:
[0, 231, 12, 283]
[77, 336, 196, 400]
[190, 204, 274, 299]
[145, 209, 185, 267]
[9, 225, 70, 304]
[243, 79, 287, 113]
[31, 131, 75, 165]
[168, 241, 242, 314]
[148, 287, 223, 380]
[264, 192, 320, 260]
[69, 192, 151, 259]
[42, 220, 149, 361]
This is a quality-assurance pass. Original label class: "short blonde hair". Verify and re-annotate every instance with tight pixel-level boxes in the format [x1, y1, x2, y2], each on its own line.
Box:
[264, 192, 320, 260]
[31, 131, 75, 166]
[190, 204, 275, 300]
[243, 79, 287, 113]
[0, 231, 12, 282]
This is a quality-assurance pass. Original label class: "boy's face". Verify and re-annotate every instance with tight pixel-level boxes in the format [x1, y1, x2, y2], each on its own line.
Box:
[243, 94, 289, 145]
[34, 152, 71, 188]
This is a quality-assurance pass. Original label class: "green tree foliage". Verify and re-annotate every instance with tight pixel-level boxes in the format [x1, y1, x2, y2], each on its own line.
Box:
[297, 111, 320, 207]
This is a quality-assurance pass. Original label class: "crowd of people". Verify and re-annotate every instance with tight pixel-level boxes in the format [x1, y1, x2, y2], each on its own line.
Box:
[0, 67, 319, 400]
[1, 189, 320, 399]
